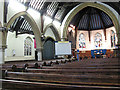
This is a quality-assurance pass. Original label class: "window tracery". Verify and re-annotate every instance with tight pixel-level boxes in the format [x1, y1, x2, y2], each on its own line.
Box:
[24, 37, 32, 56]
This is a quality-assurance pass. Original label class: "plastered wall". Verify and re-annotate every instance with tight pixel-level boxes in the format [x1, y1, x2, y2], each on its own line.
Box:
[43, 16, 61, 38]
[5, 31, 35, 61]
[0, 1, 4, 26]
[44, 27, 56, 40]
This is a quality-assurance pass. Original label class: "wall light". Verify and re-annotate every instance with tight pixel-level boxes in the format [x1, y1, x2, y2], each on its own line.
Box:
[41, 34, 45, 41]
[68, 27, 72, 32]
[68, 24, 75, 32]
[70, 24, 75, 30]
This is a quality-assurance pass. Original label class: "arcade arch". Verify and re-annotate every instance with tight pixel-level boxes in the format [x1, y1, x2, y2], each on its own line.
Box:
[7, 11, 42, 49]
[62, 2, 120, 44]
[6, 11, 42, 61]
[43, 23, 61, 41]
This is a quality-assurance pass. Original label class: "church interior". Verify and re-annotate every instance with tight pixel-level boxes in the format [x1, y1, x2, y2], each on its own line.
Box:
[0, 0, 120, 89]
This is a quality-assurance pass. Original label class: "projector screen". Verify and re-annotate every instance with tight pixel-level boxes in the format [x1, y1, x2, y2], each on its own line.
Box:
[55, 41, 72, 55]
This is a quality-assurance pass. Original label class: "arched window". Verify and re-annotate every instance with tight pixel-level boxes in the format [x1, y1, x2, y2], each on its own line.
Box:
[111, 30, 116, 47]
[79, 33, 86, 48]
[24, 37, 32, 56]
[94, 33, 102, 48]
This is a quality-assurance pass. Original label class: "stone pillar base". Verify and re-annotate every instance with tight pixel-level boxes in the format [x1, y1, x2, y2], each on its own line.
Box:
[0, 48, 5, 64]
[36, 47, 43, 61]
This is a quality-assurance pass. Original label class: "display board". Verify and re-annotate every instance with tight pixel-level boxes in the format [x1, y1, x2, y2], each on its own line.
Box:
[55, 41, 72, 55]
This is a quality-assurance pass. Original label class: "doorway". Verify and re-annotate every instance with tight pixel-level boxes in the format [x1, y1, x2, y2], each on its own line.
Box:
[42, 38, 55, 60]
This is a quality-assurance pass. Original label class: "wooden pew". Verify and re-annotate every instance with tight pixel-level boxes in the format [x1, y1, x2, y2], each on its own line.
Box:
[2, 58, 120, 89]
[5, 71, 119, 84]
[2, 79, 120, 90]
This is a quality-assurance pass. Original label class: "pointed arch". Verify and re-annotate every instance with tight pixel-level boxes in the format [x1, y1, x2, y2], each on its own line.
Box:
[43, 23, 61, 41]
[25, 36, 33, 42]
[62, 2, 120, 44]
[7, 11, 42, 49]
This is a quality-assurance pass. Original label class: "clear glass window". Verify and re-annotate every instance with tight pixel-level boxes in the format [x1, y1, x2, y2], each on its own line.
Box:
[24, 37, 32, 56]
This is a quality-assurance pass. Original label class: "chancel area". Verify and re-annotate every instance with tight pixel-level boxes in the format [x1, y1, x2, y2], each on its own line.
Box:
[68, 6, 118, 59]
[0, 0, 120, 89]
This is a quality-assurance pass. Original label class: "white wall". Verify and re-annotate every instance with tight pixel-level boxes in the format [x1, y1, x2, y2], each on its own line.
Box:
[27, 8, 41, 32]
[52, 20, 61, 37]
[43, 15, 61, 38]
[7, 0, 26, 23]
[76, 26, 117, 51]
[44, 27, 56, 40]
[0, 1, 4, 26]
[7, 0, 41, 34]
[5, 31, 35, 61]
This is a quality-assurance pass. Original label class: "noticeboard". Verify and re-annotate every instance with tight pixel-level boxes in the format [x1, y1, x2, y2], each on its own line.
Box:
[55, 41, 72, 55]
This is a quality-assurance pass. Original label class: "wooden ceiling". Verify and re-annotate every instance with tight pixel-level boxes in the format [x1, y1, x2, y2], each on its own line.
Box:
[9, 1, 119, 35]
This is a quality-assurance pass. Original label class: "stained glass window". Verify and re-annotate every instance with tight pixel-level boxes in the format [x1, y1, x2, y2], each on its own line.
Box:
[94, 33, 102, 48]
[79, 33, 86, 48]
[111, 30, 116, 47]
[24, 37, 32, 56]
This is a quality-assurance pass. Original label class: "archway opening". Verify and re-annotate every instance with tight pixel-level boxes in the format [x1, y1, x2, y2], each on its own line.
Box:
[42, 37, 55, 60]
[67, 6, 118, 59]
[5, 15, 38, 62]
[44, 24, 61, 41]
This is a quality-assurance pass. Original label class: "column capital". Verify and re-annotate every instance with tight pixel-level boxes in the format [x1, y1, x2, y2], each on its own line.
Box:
[0, 27, 8, 32]
[61, 37, 67, 41]
[36, 47, 43, 51]
[36, 47, 43, 61]
[0, 45, 7, 49]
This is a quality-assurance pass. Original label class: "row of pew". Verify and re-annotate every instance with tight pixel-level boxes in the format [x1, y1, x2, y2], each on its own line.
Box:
[1, 57, 120, 90]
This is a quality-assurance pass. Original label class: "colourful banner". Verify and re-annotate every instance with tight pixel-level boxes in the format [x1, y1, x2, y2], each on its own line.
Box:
[34, 39, 36, 48]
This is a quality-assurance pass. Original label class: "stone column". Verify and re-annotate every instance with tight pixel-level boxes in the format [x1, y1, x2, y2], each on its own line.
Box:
[0, 31, 7, 64]
[0, 47, 5, 64]
[36, 47, 43, 61]
[0, 26, 7, 64]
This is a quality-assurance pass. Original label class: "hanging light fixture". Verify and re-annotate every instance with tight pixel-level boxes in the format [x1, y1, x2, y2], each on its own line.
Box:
[41, 33, 45, 41]
[68, 24, 75, 32]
